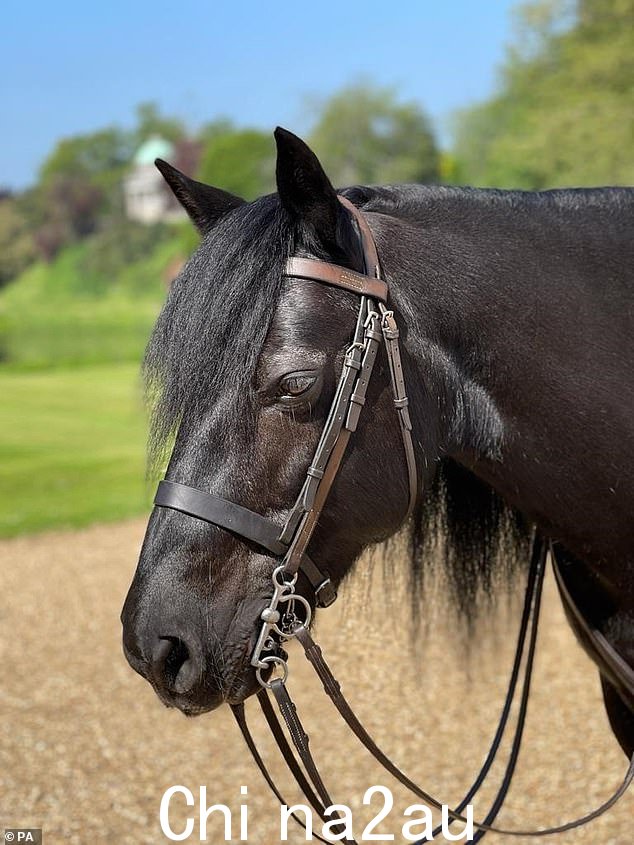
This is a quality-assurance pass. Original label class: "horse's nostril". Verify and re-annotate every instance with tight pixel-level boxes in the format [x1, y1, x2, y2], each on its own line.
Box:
[151, 636, 196, 695]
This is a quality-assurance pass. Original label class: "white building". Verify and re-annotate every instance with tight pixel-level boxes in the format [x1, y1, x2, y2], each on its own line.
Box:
[124, 136, 185, 224]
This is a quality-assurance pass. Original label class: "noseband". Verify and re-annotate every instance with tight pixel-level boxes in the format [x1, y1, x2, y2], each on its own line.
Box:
[153, 196, 634, 841]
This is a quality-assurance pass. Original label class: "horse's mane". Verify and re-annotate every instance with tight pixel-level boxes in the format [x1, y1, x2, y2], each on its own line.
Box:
[144, 185, 533, 622]
[344, 182, 634, 222]
[342, 185, 533, 621]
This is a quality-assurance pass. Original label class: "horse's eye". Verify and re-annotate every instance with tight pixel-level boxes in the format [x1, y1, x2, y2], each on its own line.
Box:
[279, 372, 316, 398]
[277, 371, 321, 404]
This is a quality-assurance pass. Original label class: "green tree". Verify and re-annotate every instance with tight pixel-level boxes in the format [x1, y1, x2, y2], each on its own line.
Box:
[309, 83, 439, 186]
[134, 102, 186, 145]
[35, 127, 133, 256]
[77, 220, 171, 296]
[0, 197, 36, 286]
[197, 129, 275, 199]
[198, 117, 236, 146]
[39, 127, 133, 192]
[454, 0, 634, 188]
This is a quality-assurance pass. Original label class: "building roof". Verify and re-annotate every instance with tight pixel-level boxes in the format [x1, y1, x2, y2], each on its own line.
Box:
[133, 136, 174, 166]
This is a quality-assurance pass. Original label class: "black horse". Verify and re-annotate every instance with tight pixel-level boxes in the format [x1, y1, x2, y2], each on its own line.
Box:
[122, 128, 634, 759]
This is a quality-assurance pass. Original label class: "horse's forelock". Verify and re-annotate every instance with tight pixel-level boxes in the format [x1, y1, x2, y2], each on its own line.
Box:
[142, 194, 293, 474]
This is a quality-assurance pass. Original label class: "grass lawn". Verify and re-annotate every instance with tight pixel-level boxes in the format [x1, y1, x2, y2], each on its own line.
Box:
[0, 236, 177, 369]
[0, 363, 153, 537]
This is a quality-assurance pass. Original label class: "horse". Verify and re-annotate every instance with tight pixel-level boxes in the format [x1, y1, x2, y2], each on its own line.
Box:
[121, 128, 634, 775]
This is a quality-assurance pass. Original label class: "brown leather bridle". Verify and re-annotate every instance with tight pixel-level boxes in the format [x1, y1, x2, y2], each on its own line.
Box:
[155, 195, 417, 612]
[154, 196, 634, 841]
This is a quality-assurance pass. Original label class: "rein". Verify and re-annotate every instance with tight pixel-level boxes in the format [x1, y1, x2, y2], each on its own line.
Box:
[154, 196, 634, 840]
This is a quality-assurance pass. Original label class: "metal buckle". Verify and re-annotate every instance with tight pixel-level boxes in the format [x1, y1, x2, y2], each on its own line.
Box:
[364, 310, 380, 328]
[364, 310, 383, 342]
[315, 577, 337, 608]
[381, 309, 400, 339]
[344, 342, 365, 370]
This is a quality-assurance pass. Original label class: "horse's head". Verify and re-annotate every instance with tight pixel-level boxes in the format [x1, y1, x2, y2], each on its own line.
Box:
[121, 129, 422, 715]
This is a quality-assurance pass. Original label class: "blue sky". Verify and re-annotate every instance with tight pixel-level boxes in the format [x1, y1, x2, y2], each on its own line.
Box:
[3, 1, 518, 189]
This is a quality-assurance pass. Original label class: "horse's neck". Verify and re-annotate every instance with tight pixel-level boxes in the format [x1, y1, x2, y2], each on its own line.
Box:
[373, 196, 634, 571]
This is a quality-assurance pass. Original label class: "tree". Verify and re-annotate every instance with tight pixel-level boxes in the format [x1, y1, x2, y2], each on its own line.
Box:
[198, 117, 236, 146]
[47, 176, 104, 238]
[197, 129, 275, 199]
[39, 127, 133, 193]
[36, 127, 132, 255]
[0, 196, 36, 286]
[135, 102, 186, 146]
[309, 83, 439, 187]
[454, 0, 634, 188]
[32, 107, 185, 260]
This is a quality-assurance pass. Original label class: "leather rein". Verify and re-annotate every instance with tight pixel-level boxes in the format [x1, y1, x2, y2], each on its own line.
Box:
[153, 196, 634, 840]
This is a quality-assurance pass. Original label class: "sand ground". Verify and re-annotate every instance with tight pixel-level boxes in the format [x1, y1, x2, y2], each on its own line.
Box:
[1, 519, 632, 844]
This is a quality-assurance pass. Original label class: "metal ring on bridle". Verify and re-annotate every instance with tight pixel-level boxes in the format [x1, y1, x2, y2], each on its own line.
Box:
[256, 655, 289, 689]
[273, 565, 297, 590]
[273, 592, 312, 635]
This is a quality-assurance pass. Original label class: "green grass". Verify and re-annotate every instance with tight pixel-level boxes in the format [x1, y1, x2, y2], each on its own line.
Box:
[0, 236, 180, 369]
[0, 295, 163, 370]
[0, 229, 186, 536]
[0, 363, 153, 537]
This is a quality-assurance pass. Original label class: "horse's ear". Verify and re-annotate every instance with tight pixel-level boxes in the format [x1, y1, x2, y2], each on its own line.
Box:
[155, 159, 245, 233]
[274, 127, 343, 245]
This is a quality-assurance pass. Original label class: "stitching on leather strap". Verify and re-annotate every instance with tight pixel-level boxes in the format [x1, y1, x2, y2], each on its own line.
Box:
[285, 256, 388, 302]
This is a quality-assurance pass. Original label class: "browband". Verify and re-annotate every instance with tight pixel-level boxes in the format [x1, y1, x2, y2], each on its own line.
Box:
[285, 257, 388, 302]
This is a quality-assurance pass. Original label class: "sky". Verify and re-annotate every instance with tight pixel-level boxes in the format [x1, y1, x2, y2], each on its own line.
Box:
[3, 0, 519, 190]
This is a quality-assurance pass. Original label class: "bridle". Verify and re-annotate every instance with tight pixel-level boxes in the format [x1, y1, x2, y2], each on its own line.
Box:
[153, 196, 634, 841]
[155, 195, 416, 616]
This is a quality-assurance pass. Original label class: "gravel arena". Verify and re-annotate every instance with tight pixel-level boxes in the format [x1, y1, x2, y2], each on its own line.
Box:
[1, 519, 632, 844]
